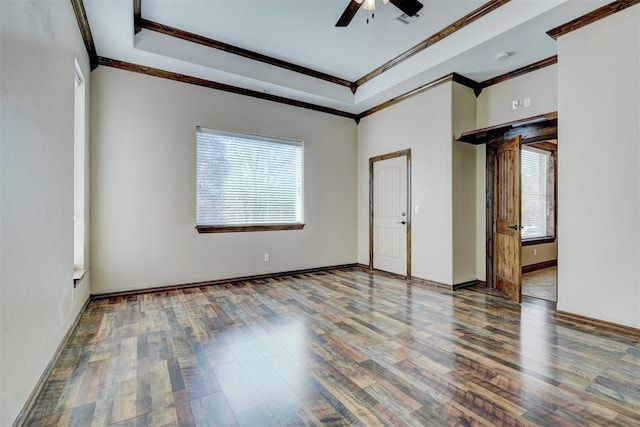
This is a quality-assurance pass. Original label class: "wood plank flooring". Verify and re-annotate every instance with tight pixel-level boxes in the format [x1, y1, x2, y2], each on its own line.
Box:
[522, 267, 557, 302]
[24, 268, 640, 426]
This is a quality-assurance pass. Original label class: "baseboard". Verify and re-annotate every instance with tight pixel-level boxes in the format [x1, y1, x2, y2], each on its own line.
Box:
[12, 296, 91, 427]
[91, 263, 359, 300]
[522, 259, 557, 274]
[555, 310, 640, 339]
[475, 280, 487, 287]
[452, 280, 478, 290]
[356, 263, 370, 271]
[411, 276, 452, 290]
[357, 265, 410, 281]
[356, 264, 455, 290]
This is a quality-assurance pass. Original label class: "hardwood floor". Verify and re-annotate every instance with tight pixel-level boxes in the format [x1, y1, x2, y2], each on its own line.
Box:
[522, 267, 557, 302]
[24, 268, 640, 426]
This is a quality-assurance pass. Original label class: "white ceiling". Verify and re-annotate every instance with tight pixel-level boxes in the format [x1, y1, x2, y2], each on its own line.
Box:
[84, 0, 611, 114]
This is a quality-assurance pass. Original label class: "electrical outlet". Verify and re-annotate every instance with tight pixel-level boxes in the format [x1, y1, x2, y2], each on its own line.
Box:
[524, 97, 531, 107]
[264, 253, 270, 262]
[414, 205, 419, 213]
[511, 99, 519, 110]
[533, 249, 538, 256]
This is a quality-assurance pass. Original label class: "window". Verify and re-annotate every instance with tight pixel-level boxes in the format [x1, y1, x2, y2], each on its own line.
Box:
[521, 146, 555, 241]
[73, 58, 86, 270]
[196, 127, 304, 233]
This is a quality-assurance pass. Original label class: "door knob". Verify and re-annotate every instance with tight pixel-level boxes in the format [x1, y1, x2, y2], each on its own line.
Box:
[397, 221, 406, 225]
[508, 224, 522, 230]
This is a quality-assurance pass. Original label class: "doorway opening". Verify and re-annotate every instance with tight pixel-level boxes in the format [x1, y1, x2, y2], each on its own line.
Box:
[520, 141, 557, 302]
[487, 134, 558, 303]
[369, 149, 412, 278]
[454, 112, 558, 304]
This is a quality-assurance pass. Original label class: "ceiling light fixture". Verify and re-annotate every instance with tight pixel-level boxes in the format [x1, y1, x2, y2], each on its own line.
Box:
[356, 0, 391, 23]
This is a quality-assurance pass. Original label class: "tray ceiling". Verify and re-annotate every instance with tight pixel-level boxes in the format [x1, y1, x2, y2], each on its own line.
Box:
[84, 0, 612, 114]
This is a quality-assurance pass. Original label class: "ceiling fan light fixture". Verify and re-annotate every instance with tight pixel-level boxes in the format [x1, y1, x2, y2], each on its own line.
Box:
[335, 0, 423, 27]
[363, 0, 376, 11]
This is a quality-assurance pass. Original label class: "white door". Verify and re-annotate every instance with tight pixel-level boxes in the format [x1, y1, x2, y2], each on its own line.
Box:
[373, 156, 408, 276]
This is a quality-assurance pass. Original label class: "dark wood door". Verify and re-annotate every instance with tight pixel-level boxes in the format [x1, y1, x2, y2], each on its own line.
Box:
[494, 135, 522, 303]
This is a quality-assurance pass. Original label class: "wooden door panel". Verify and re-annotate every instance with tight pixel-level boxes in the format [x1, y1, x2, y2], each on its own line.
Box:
[494, 136, 522, 303]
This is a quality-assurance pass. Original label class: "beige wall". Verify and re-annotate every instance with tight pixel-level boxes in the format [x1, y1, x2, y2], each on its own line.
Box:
[522, 242, 557, 266]
[357, 82, 454, 285]
[0, 2, 92, 425]
[475, 144, 487, 280]
[557, 5, 640, 327]
[452, 84, 478, 284]
[475, 65, 559, 281]
[477, 64, 558, 128]
[91, 67, 357, 294]
[452, 141, 477, 283]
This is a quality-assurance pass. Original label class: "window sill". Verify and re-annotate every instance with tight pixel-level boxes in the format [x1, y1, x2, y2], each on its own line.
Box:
[196, 224, 306, 233]
[73, 268, 88, 288]
[522, 237, 555, 246]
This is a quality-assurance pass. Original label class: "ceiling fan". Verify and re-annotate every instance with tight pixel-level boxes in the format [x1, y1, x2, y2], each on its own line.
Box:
[336, 0, 424, 27]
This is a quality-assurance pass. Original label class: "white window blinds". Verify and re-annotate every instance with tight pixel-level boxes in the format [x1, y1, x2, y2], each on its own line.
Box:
[196, 127, 303, 226]
[521, 146, 554, 240]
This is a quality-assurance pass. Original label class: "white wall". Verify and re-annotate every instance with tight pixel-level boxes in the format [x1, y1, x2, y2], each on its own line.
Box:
[91, 67, 357, 294]
[557, 5, 640, 327]
[358, 83, 454, 285]
[475, 65, 559, 281]
[0, 2, 91, 425]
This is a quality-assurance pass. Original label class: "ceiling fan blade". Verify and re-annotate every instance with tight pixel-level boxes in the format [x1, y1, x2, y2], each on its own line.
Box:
[389, 0, 423, 16]
[335, 0, 363, 27]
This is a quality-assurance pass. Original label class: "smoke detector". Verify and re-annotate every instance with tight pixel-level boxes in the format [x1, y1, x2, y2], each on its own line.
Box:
[496, 51, 515, 61]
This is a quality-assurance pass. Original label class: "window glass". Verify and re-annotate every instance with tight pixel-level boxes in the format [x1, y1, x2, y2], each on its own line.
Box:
[521, 147, 554, 240]
[196, 127, 304, 227]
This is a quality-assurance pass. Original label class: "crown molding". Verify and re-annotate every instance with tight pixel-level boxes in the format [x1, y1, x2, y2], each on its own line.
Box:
[134, 0, 510, 94]
[357, 74, 455, 120]
[97, 57, 358, 121]
[547, 0, 640, 40]
[480, 55, 557, 89]
[137, 18, 353, 89]
[134, 0, 141, 34]
[70, 0, 98, 70]
[353, 0, 510, 89]
[452, 72, 483, 97]
[71, 0, 562, 123]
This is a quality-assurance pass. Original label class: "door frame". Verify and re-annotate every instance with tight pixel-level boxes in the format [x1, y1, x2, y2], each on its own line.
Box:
[486, 138, 558, 291]
[369, 149, 412, 278]
[454, 112, 558, 294]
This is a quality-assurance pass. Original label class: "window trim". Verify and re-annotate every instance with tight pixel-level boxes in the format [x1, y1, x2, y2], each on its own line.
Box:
[196, 223, 305, 234]
[522, 236, 555, 246]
